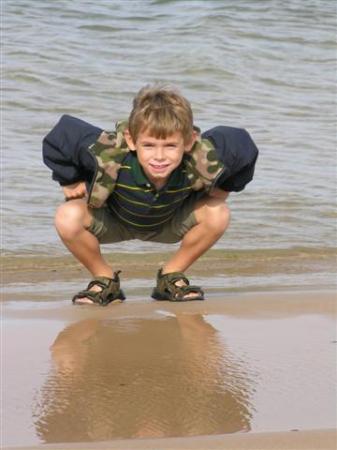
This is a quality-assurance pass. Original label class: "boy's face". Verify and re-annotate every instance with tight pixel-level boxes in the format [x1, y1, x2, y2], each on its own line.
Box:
[124, 129, 196, 188]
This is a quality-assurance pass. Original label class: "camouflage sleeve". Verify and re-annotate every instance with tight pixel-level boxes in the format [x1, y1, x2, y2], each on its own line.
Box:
[42, 115, 102, 186]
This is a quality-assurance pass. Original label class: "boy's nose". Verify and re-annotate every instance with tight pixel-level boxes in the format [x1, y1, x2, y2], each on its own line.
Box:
[154, 147, 165, 160]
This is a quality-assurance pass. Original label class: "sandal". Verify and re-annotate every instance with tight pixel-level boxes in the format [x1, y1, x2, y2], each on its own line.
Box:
[151, 269, 204, 302]
[72, 271, 126, 306]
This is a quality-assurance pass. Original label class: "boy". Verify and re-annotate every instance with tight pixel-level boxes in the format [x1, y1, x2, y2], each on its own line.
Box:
[43, 85, 258, 305]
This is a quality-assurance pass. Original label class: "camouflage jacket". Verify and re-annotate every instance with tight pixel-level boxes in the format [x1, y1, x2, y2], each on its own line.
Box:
[43, 115, 259, 208]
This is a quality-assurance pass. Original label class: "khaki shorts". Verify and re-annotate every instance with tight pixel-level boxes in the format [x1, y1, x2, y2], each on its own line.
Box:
[87, 192, 206, 244]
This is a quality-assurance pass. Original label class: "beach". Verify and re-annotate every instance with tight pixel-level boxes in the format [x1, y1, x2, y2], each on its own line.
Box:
[6, 430, 337, 450]
[2, 252, 336, 450]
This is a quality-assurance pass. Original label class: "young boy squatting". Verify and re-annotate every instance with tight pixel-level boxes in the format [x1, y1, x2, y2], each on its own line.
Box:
[43, 85, 259, 305]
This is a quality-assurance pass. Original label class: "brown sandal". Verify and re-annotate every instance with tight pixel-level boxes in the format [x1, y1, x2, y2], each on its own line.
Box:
[72, 271, 126, 306]
[151, 269, 204, 302]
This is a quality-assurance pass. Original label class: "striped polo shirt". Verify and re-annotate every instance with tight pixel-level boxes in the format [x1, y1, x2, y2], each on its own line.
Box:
[107, 152, 193, 230]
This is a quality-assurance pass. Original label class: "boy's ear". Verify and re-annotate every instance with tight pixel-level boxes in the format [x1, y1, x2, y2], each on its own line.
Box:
[184, 130, 199, 153]
[124, 129, 136, 151]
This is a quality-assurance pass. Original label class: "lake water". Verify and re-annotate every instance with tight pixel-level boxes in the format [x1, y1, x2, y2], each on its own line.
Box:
[3, 1, 336, 270]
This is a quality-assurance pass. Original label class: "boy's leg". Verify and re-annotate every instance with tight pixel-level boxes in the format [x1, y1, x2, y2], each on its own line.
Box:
[55, 199, 113, 277]
[55, 199, 114, 303]
[162, 196, 230, 298]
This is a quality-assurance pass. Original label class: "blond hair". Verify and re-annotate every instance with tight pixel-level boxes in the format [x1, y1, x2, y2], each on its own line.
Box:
[128, 85, 194, 144]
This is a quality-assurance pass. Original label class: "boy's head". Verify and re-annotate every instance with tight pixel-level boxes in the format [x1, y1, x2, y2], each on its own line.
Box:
[127, 84, 194, 145]
[124, 85, 197, 188]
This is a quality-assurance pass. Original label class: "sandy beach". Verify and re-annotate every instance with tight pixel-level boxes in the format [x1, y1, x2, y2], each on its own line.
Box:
[7, 429, 337, 450]
[2, 281, 336, 450]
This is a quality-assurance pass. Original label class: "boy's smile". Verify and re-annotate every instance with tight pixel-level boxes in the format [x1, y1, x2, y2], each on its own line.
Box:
[125, 130, 195, 190]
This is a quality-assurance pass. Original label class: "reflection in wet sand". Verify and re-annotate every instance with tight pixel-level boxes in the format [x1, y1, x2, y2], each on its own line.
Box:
[33, 315, 253, 443]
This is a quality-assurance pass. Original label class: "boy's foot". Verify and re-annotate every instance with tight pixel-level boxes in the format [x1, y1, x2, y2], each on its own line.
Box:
[72, 272, 126, 306]
[151, 269, 204, 302]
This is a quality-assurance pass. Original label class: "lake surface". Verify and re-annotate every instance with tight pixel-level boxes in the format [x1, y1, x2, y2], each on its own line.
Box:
[3, 1, 336, 273]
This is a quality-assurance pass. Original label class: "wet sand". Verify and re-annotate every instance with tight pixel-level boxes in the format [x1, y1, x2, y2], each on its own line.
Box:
[3, 247, 336, 286]
[2, 288, 336, 450]
[7, 429, 336, 450]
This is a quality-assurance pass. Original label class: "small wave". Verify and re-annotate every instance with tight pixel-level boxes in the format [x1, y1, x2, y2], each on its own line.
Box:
[79, 25, 120, 32]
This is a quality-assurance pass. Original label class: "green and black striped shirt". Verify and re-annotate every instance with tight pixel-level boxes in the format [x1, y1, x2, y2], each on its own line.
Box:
[107, 152, 193, 230]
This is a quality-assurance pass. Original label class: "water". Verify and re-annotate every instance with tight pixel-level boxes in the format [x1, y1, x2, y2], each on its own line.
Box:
[3, 1, 336, 259]
[3, 309, 336, 446]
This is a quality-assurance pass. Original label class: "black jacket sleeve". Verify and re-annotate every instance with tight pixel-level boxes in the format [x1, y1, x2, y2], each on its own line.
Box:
[42, 115, 103, 186]
[202, 126, 259, 192]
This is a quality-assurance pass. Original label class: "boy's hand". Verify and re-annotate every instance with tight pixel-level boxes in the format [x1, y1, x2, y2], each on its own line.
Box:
[209, 188, 229, 200]
[63, 181, 87, 201]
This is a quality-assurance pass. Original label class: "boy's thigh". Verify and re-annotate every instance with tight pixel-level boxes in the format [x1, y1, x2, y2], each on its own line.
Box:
[86, 206, 134, 243]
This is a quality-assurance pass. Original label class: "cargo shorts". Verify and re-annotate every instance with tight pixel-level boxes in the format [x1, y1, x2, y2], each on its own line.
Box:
[87, 192, 206, 244]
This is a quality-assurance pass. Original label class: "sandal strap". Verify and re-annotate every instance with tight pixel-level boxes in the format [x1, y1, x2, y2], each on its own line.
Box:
[86, 277, 111, 291]
[171, 284, 204, 301]
[161, 271, 190, 286]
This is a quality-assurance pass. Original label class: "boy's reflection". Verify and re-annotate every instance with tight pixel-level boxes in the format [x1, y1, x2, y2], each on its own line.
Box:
[34, 314, 252, 443]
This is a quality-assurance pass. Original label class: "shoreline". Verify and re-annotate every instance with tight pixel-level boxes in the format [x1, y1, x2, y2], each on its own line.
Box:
[2, 247, 336, 286]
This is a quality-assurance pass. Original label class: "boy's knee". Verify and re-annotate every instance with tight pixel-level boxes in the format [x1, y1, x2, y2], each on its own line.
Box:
[55, 200, 91, 239]
[197, 198, 230, 234]
[210, 203, 230, 234]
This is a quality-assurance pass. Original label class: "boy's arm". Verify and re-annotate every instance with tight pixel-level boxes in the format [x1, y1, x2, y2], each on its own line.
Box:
[42, 115, 102, 187]
[209, 188, 230, 200]
[202, 126, 259, 193]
